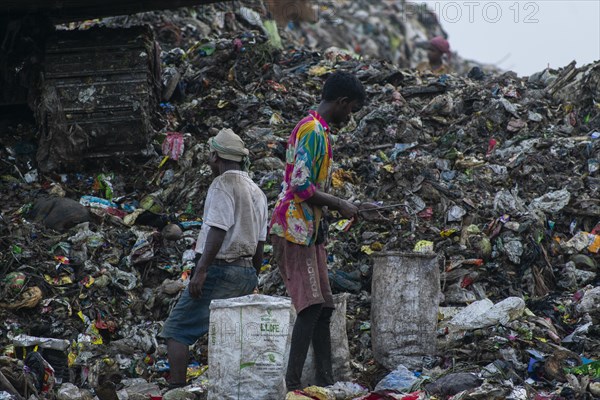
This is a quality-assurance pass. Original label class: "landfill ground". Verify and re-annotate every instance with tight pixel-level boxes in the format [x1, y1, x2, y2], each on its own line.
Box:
[1, 1, 599, 399]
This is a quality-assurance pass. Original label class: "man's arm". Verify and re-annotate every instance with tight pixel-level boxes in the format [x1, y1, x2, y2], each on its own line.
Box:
[189, 226, 226, 297]
[252, 241, 265, 276]
[306, 190, 358, 219]
[288, 126, 358, 219]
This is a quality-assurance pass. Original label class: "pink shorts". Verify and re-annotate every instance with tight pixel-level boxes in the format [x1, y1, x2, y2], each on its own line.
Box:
[272, 235, 334, 313]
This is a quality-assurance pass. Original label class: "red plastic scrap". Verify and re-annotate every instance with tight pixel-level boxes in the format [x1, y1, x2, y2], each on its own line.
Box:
[162, 132, 185, 160]
[95, 311, 117, 333]
[572, 289, 585, 302]
[568, 111, 578, 127]
[462, 259, 484, 267]
[106, 207, 127, 219]
[266, 80, 288, 92]
[399, 392, 425, 400]
[534, 393, 558, 400]
[417, 207, 433, 219]
[460, 275, 474, 288]
[486, 138, 497, 155]
[356, 391, 425, 400]
[232, 38, 243, 51]
[54, 255, 70, 265]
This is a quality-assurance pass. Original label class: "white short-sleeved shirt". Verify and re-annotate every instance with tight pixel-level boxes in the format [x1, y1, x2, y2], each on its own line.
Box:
[194, 170, 268, 261]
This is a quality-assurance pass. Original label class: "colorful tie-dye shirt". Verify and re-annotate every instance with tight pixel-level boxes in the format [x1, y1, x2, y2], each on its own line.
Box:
[269, 110, 332, 246]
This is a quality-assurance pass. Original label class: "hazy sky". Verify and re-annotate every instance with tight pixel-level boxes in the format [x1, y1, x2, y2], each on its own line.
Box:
[419, 0, 600, 76]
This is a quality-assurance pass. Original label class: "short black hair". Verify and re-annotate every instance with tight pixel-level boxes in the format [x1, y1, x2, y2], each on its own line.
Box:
[321, 71, 366, 105]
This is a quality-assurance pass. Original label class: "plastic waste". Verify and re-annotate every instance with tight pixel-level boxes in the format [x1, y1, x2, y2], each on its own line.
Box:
[447, 205, 466, 222]
[503, 235, 524, 264]
[161, 169, 175, 185]
[561, 232, 599, 253]
[468, 66, 484, 80]
[162, 132, 185, 160]
[390, 142, 418, 160]
[328, 269, 361, 293]
[374, 364, 418, 392]
[575, 286, 600, 316]
[57, 383, 88, 400]
[79, 195, 118, 209]
[447, 297, 525, 330]
[128, 228, 159, 265]
[328, 382, 368, 399]
[25, 351, 55, 393]
[528, 189, 571, 213]
[111, 268, 138, 291]
[13, 334, 70, 351]
[4, 271, 26, 293]
[24, 169, 38, 183]
[493, 189, 527, 214]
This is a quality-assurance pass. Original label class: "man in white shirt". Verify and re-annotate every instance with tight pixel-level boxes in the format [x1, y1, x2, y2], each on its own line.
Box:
[159, 128, 268, 388]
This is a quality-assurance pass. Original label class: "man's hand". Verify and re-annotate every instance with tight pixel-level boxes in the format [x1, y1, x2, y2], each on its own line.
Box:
[358, 202, 382, 221]
[338, 200, 358, 219]
[189, 226, 227, 298]
[189, 268, 208, 298]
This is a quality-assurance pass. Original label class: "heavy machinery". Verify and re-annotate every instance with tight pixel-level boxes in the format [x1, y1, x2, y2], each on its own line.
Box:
[1, 1, 312, 171]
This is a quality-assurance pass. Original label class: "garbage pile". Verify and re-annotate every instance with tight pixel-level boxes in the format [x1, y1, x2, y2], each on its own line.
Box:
[99, 0, 478, 73]
[276, 0, 446, 67]
[1, 1, 600, 399]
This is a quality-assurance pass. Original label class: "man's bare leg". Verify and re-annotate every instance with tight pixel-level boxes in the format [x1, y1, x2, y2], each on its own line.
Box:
[167, 338, 189, 386]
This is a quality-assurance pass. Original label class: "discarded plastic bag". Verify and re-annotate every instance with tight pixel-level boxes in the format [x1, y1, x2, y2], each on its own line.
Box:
[128, 228, 159, 264]
[57, 383, 89, 400]
[528, 189, 571, 213]
[119, 378, 161, 397]
[328, 382, 368, 399]
[374, 364, 418, 392]
[447, 205, 466, 222]
[208, 294, 292, 400]
[447, 297, 525, 330]
[371, 252, 441, 369]
[493, 189, 527, 214]
[162, 132, 185, 160]
[575, 286, 600, 316]
[111, 268, 138, 291]
[25, 351, 55, 393]
[13, 334, 70, 351]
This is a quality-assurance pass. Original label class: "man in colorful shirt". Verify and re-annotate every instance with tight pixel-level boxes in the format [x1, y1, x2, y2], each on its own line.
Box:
[270, 71, 366, 390]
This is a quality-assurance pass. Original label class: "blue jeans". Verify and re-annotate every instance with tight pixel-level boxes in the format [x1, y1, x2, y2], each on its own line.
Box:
[159, 264, 257, 345]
